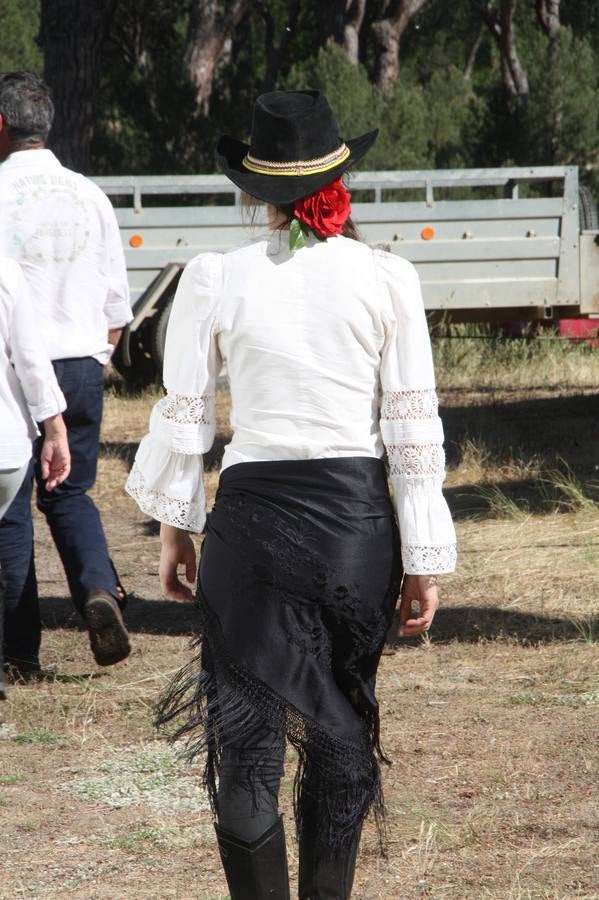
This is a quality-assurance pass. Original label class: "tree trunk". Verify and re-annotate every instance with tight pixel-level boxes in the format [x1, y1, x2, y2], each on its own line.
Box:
[343, 0, 367, 64]
[257, 0, 301, 92]
[38, 0, 118, 173]
[372, 0, 431, 94]
[536, 0, 561, 162]
[319, 0, 367, 64]
[536, 0, 560, 38]
[464, 25, 485, 80]
[186, 0, 254, 116]
[481, 0, 529, 99]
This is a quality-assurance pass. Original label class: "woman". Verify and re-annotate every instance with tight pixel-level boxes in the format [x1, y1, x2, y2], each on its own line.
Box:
[0, 257, 70, 696]
[127, 91, 456, 899]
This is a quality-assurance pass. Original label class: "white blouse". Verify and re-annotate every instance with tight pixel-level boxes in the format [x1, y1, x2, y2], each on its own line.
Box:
[0, 258, 66, 468]
[126, 232, 456, 574]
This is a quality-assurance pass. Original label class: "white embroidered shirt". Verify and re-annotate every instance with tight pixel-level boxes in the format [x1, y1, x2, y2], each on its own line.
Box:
[126, 232, 456, 574]
[0, 149, 132, 364]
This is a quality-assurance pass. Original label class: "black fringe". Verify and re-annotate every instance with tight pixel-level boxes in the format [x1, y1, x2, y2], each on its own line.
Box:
[155, 601, 388, 856]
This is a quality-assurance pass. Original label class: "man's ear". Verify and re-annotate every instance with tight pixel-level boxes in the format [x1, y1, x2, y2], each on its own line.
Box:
[0, 113, 4, 134]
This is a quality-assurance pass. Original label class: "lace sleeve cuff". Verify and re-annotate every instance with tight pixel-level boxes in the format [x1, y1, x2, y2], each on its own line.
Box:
[125, 432, 206, 533]
[151, 392, 216, 454]
[389, 474, 456, 574]
[402, 543, 457, 575]
[381, 389, 456, 574]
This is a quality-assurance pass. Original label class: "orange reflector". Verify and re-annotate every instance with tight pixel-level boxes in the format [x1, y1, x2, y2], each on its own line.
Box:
[421, 227, 435, 241]
[129, 234, 143, 248]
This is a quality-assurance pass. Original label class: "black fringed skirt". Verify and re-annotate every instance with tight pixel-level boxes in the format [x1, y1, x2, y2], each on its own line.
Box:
[156, 457, 402, 853]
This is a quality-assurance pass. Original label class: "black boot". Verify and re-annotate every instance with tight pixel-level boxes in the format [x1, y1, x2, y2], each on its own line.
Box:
[298, 831, 361, 900]
[298, 792, 362, 900]
[214, 815, 290, 900]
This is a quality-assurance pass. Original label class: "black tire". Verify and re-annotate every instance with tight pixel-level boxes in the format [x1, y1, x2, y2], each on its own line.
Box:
[150, 297, 174, 379]
[111, 325, 157, 388]
[579, 185, 599, 230]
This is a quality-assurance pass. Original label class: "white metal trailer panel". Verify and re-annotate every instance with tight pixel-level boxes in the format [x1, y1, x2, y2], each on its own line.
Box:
[94, 166, 595, 316]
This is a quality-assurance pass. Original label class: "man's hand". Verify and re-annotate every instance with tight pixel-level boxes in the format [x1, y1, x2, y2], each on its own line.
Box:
[159, 523, 197, 602]
[108, 328, 123, 348]
[40, 414, 71, 491]
[398, 574, 439, 638]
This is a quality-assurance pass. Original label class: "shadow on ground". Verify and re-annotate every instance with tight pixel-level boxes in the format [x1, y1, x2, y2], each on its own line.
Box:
[387, 604, 597, 647]
[442, 391, 599, 520]
[41, 594, 595, 645]
[443, 477, 599, 520]
[41, 593, 200, 636]
[442, 391, 599, 474]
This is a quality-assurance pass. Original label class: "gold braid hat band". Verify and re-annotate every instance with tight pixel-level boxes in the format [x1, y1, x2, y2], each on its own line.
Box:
[242, 143, 350, 177]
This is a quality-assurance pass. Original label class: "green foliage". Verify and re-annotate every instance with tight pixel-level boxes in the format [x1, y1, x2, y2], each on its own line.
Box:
[284, 47, 482, 172]
[92, 0, 201, 175]
[524, 27, 599, 169]
[284, 42, 381, 148]
[423, 66, 485, 168]
[370, 81, 430, 170]
[3, 0, 599, 185]
[0, 0, 42, 72]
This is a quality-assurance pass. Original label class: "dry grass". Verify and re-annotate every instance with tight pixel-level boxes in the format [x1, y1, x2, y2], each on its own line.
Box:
[1, 339, 599, 899]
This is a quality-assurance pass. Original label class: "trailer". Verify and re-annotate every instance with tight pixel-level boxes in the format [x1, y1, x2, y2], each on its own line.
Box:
[93, 166, 599, 384]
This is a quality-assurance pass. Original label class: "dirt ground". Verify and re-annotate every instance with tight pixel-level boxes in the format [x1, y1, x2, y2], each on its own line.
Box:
[1, 378, 598, 900]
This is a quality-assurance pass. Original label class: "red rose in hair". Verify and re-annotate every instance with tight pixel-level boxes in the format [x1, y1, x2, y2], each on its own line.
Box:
[294, 178, 351, 238]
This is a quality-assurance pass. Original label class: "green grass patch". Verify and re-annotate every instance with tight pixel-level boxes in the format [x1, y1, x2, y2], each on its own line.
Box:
[433, 324, 599, 392]
[0, 771, 24, 785]
[474, 484, 529, 520]
[14, 728, 63, 745]
[568, 616, 599, 645]
[99, 824, 206, 852]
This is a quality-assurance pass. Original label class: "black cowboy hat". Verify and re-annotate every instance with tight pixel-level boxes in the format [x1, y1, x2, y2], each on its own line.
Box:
[216, 90, 378, 205]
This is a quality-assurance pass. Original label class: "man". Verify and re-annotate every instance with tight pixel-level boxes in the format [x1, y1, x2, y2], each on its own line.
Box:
[0, 71, 133, 675]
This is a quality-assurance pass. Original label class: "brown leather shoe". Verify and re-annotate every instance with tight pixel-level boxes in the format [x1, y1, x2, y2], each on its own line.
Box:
[83, 590, 131, 666]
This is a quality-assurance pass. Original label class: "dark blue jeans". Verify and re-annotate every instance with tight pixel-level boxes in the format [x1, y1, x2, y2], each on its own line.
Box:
[0, 357, 120, 667]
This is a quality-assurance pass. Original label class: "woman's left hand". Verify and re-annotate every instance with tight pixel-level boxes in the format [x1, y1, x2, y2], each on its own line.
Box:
[398, 574, 439, 638]
[159, 524, 197, 602]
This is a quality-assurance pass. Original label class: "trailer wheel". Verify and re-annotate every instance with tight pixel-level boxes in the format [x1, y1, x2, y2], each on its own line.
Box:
[111, 325, 157, 387]
[150, 297, 173, 378]
[579, 185, 599, 230]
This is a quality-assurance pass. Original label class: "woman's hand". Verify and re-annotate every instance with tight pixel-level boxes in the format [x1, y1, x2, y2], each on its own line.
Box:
[159, 524, 197, 602]
[398, 574, 439, 638]
[40, 414, 71, 491]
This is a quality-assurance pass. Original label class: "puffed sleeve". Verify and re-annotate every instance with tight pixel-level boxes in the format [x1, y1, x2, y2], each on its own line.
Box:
[375, 249, 456, 574]
[125, 252, 223, 532]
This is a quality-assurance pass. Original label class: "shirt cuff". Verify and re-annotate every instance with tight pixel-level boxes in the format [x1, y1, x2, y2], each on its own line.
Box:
[28, 385, 67, 423]
[105, 298, 133, 330]
[390, 474, 457, 574]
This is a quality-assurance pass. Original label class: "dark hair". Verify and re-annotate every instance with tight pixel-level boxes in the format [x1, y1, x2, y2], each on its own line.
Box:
[272, 202, 361, 242]
[241, 175, 361, 242]
[0, 71, 54, 148]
